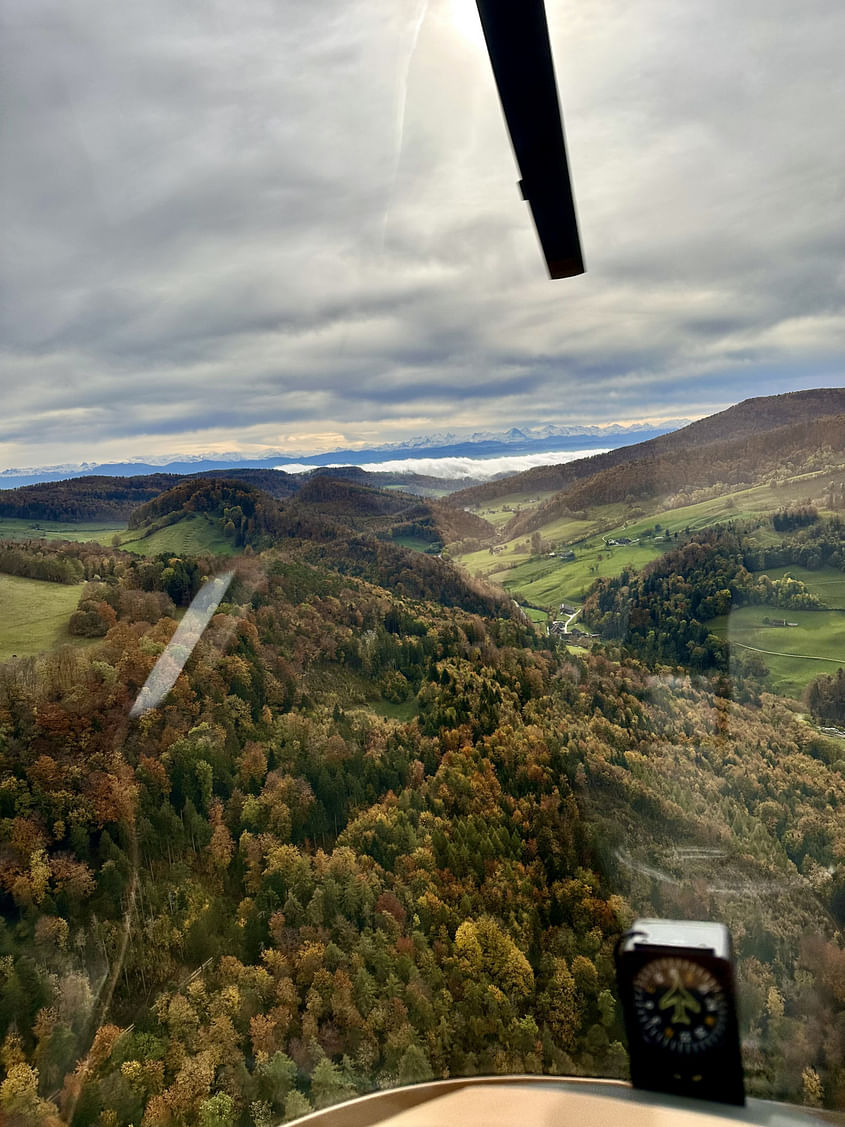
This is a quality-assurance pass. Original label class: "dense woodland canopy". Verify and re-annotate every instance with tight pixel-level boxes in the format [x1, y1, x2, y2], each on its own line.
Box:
[0, 421, 844, 1125]
[0, 477, 187, 524]
[0, 519, 842, 1124]
[0, 471, 307, 525]
[0, 544, 85, 586]
[805, 669, 845, 726]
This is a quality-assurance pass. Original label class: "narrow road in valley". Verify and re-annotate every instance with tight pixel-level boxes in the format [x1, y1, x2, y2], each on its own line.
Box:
[729, 640, 844, 664]
[563, 607, 581, 634]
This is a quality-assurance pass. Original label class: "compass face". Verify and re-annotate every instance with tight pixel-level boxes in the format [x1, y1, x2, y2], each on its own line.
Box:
[632, 956, 728, 1054]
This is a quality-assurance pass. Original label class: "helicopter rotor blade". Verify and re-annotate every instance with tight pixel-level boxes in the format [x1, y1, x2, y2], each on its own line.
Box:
[475, 0, 584, 279]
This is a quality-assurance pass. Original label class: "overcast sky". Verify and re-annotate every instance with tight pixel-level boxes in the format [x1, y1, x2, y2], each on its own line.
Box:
[1, 0, 843, 468]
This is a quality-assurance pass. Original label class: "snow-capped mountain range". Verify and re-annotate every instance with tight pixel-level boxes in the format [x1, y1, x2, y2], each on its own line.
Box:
[0, 420, 691, 488]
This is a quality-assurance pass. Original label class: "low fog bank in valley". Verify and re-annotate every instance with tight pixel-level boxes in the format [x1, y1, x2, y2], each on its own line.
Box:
[276, 449, 610, 481]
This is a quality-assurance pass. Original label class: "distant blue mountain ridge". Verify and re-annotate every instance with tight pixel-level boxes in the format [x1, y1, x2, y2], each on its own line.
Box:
[0, 423, 686, 490]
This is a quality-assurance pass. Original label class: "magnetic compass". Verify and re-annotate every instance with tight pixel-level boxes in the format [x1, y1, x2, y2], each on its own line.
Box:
[633, 956, 728, 1053]
[616, 920, 745, 1106]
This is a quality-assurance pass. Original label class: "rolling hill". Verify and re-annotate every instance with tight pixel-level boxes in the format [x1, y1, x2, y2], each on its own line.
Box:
[448, 388, 845, 509]
[118, 474, 495, 560]
[498, 411, 845, 541]
[0, 465, 482, 527]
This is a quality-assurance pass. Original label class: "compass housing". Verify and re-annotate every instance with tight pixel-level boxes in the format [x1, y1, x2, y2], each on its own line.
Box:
[616, 920, 745, 1106]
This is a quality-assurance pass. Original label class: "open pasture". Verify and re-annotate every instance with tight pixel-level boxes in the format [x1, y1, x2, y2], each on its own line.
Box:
[0, 573, 88, 660]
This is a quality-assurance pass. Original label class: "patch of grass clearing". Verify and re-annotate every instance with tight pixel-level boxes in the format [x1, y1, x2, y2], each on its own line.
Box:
[119, 514, 232, 557]
[0, 518, 126, 544]
[0, 573, 91, 660]
[390, 535, 439, 554]
[369, 698, 419, 722]
[711, 606, 845, 698]
[759, 565, 845, 608]
[468, 491, 556, 530]
[521, 606, 549, 624]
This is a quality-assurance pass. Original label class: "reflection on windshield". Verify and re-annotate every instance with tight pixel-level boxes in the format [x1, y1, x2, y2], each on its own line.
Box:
[131, 572, 235, 718]
[0, 0, 844, 1122]
[0, 463, 843, 1123]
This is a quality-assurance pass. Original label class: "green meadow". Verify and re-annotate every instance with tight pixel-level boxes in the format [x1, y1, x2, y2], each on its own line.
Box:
[0, 573, 89, 660]
[712, 606, 845, 698]
[482, 545, 651, 609]
[710, 563, 845, 697]
[118, 513, 232, 557]
[369, 697, 419, 723]
[469, 491, 557, 530]
[0, 517, 125, 544]
[521, 606, 549, 624]
[390, 534, 439, 553]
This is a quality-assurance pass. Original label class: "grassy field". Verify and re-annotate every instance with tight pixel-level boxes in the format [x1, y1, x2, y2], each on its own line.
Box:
[0, 573, 91, 660]
[711, 606, 845, 698]
[507, 543, 663, 607]
[710, 564, 845, 698]
[462, 537, 668, 611]
[456, 462, 844, 603]
[119, 514, 232, 557]
[390, 535, 438, 553]
[469, 491, 557, 529]
[522, 606, 548, 624]
[368, 697, 418, 722]
[0, 517, 125, 544]
[759, 565, 845, 607]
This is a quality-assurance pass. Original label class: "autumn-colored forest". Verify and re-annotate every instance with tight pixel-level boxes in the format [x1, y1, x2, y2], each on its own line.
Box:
[0, 499, 843, 1123]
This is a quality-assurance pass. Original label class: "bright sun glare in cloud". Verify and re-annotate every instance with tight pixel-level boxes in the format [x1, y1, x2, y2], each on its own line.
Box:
[449, 0, 484, 46]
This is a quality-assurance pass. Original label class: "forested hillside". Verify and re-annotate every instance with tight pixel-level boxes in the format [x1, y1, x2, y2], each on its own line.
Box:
[581, 516, 844, 671]
[0, 514, 843, 1122]
[0, 476, 185, 523]
[123, 477, 494, 560]
[498, 413, 845, 541]
[0, 470, 312, 526]
[0, 466, 475, 527]
[448, 388, 845, 509]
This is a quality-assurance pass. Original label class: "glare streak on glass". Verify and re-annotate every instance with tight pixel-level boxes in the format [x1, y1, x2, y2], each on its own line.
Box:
[130, 571, 234, 717]
[382, 0, 431, 248]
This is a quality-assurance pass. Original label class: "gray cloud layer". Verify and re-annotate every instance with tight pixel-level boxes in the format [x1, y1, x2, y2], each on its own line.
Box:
[1, 0, 843, 465]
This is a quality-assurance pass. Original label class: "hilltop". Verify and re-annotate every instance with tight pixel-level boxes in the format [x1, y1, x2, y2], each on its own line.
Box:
[0, 473, 187, 523]
[499, 411, 844, 541]
[115, 474, 495, 562]
[0, 465, 483, 528]
[0, 469, 299, 524]
[448, 388, 845, 508]
[285, 476, 493, 547]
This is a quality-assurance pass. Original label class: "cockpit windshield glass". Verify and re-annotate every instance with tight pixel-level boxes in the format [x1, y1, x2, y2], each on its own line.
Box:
[1, 1, 843, 1123]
